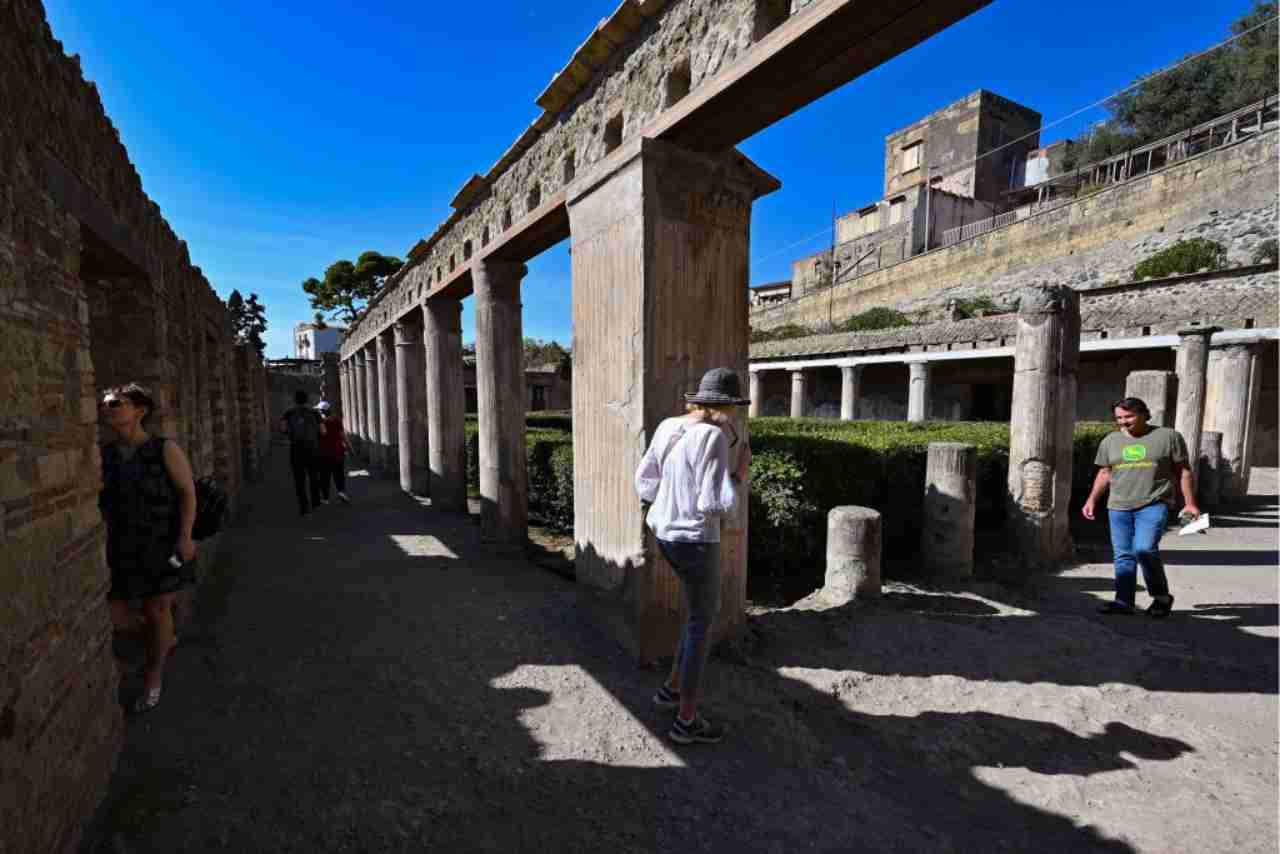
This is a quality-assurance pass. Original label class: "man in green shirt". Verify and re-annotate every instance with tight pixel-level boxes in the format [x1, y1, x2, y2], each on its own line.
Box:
[1082, 397, 1200, 617]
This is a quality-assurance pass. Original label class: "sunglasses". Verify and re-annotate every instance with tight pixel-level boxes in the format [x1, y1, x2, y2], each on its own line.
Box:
[102, 398, 128, 409]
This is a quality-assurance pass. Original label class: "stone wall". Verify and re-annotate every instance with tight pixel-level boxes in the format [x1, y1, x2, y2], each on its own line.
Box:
[0, 2, 269, 850]
[753, 129, 1279, 331]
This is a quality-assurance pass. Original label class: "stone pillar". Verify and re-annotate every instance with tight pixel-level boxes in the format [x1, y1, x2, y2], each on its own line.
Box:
[1124, 370, 1177, 427]
[321, 353, 340, 414]
[352, 352, 367, 449]
[840, 364, 861, 421]
[339, 361, 351, 427]
[790, 370, 807, 418]
[820, 506, 881, 603]
[1007, 284, 1080, 569]
[423, 297, 468, 512]
[473, 259, 529, 548]
[921, 442, 977, 577]
[907, 360, 931, 423]
[1174, 326, 1219, 465]
[1204, 343, 1260, 500]
[377, 329, 399, 477]
[566, 137, 778, 660]
[363, 343, 381, 468]
[394, 319, 430, 495]
[748, 371, 762, 418]
[1199, 430, 1223, 508]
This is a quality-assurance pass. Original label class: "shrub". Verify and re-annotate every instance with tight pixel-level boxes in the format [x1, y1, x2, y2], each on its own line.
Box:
[1132, 238, 1227, 280]
[1251, 237, 1278, 266]
[750, 323, 812, 343]
[837, 306, 912, 333]
[951, 296, 1004, 319]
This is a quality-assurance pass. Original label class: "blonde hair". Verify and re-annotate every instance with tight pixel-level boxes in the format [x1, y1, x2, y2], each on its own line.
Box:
[685, 402, 735, 418]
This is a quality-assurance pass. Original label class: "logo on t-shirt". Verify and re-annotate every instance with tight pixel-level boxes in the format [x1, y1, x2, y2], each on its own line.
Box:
[1121, 444, 1147, 463]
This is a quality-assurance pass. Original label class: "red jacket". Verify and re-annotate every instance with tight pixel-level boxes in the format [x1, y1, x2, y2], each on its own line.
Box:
[318, 417, 346, 460]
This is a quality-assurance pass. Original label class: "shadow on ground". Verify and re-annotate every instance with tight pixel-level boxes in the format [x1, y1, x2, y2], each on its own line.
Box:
[83, 454, 1276, 853]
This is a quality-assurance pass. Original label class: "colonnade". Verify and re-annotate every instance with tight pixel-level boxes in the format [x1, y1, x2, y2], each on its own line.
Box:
[748, 358, 932, 422]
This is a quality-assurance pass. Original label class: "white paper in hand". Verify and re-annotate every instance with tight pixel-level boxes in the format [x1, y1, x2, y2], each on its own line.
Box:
[1178, 514, 1210, 536]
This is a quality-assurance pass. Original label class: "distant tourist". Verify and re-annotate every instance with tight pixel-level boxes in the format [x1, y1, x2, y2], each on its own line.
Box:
[280, 390, 325, 516]
[99, 383, 197, 714]
[315, 400, 350, 504]
[1082, 397, 1200, 617]
[634, 367, 751, 744]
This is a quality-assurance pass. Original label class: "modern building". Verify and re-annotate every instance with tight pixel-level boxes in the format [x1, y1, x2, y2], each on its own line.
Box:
[294, 322, 345, 359]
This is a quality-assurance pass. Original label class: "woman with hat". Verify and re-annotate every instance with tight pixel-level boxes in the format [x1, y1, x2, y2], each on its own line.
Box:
[634, 367, 751, 744]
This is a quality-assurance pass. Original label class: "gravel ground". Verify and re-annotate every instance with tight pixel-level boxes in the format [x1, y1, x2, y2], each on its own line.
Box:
[83, 459, 1278, 853]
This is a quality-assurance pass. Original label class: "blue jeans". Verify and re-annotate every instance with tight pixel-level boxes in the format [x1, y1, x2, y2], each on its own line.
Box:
[1107, 502, 1171, 606]
[657, 539, 721, 705]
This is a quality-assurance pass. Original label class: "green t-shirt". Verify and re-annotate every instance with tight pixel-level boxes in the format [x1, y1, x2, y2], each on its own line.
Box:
[1094, 426, 1189, 510]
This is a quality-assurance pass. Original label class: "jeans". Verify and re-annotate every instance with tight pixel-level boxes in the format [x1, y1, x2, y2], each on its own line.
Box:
[657, 539, 721, 705]
[318, 458, 345, 500]
[289, 444, 322, 513]
[1108, 501, 1171, 606]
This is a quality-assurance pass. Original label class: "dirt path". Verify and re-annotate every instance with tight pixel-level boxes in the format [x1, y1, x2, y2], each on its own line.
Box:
[84, 457, 1278, 853]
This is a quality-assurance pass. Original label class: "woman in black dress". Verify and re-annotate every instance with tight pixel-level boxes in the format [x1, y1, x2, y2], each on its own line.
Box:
[99, 383, 198, 713]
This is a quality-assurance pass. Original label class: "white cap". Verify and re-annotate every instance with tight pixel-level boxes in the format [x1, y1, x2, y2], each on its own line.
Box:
[315, 400, 331, 412]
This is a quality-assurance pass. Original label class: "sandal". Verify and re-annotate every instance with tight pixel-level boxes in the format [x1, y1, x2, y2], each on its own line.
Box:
[132, 687, 162, 715]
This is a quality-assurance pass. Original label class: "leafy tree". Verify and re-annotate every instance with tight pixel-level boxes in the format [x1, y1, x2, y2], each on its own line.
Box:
[1251, 237, 1278, 265]
[226, 289, 268, 356]
[312, 312, 328, 331]
[302, 250, 403, 326]
[523, 338, 570, 372]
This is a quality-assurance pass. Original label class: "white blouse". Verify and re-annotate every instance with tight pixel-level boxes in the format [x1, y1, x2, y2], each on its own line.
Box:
[634, 417, 739, 543]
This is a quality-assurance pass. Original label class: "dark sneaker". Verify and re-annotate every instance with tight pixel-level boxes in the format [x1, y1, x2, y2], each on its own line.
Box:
[1147, 595, 1175, 618]
[669, 715, 724, 745]
[1097, 600, 1135, 615]
[652, 684, 680, 711]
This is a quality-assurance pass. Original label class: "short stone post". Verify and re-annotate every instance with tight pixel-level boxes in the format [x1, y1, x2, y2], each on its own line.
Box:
[820, 506, 882, 603]
[790, 370, 807, 418]
[840, 364, 861, 421]
[363, 343, 381, 468]
[423, 297, 468, 512]
[474, 259, 529, 548]
[921, 442, 977, 577]
[1124, 370, 1177, 427]
[748, 371, 761, 418]
[1174, 326, 1219, 467]
[377, 329, 399, 476]
[1204, 343, 1259, 500]
[907, 360, 930, 423]
[1007, 284, 1080, 569]
[1198, 430, 1223, 508]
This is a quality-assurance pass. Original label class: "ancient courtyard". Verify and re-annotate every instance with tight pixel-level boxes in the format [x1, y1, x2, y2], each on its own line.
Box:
[2, 0, 1278, 851]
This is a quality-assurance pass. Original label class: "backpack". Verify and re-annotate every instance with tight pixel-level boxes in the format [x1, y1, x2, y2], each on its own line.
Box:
[284, 406, 321, 446]
[192, 476, 229, 540]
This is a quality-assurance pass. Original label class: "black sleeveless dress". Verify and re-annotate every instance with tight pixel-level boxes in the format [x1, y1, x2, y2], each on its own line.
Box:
[100, 436, 195, 600]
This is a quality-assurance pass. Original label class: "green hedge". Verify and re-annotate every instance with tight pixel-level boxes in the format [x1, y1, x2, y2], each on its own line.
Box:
[460, 416, 1115, 589]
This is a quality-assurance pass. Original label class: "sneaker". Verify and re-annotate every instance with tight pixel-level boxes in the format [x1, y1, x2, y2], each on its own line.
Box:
[319, 499, 330, 506]
[1097, 600, 1135, 615]
[337, 492, 351, 504]
[652, 684, 680, 711]
[1147, 595, 1175, 618]
[669, 715, 724, 745]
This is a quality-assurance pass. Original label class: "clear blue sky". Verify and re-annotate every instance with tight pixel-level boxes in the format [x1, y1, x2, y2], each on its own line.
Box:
[44, 0, 1257, 358]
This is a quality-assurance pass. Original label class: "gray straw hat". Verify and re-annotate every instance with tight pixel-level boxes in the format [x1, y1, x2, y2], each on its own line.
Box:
[684, 367, 750, 406]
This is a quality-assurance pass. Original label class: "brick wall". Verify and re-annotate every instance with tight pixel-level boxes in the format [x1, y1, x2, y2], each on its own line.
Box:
[0, 2, 269, 850]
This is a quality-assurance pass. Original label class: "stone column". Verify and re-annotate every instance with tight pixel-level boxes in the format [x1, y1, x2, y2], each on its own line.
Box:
[377, 329, 399, 477]
[364, 343, 381, 468]
[1124, 370, 1177, 427]
[352, 352, 367, 449]
[840, 365, 861, 421]
[820, 506, 881, 603]
[394, 319, 430, 494]
[907, 360, 931, 423]
[921, 442, 977, 577]
[423, 297, 468, 512]
[1174, 326, 1219, 465]
[790, 370, 807, 418]
[748, 371, 762, 418]
[566, 137, 778, 661]
[1204, 343, 1260, 500]
[1199, 430, 1223, 507]
[321, 354, 340, 415]
[473, 259, 529, 548]
[339, 361, 352, 427]
[1006, 284, 1080, 570]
